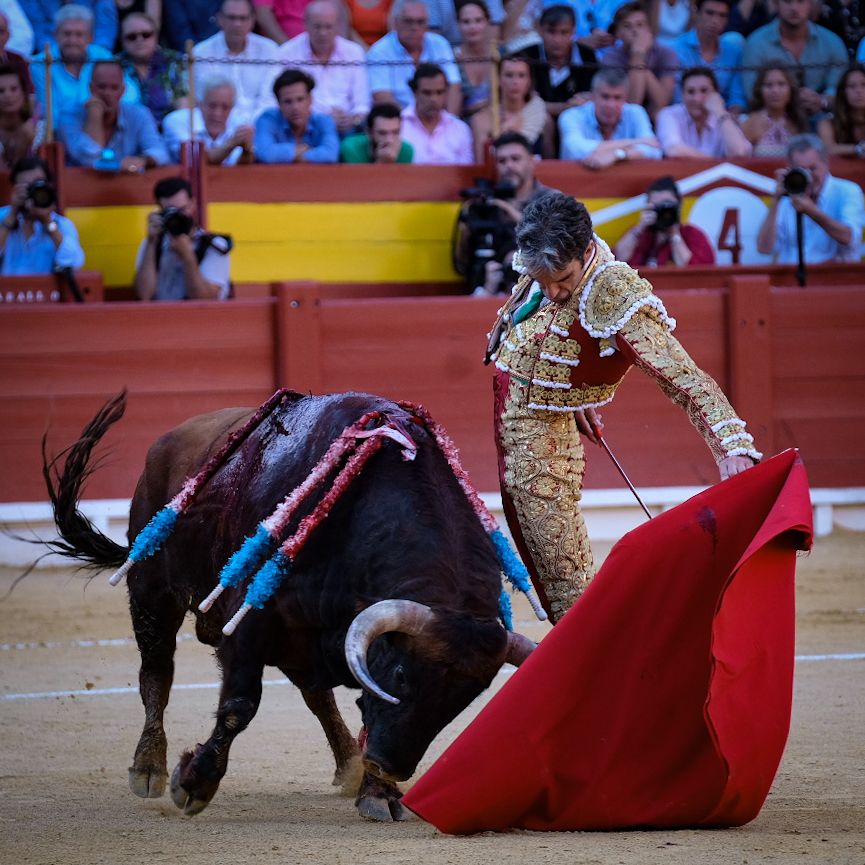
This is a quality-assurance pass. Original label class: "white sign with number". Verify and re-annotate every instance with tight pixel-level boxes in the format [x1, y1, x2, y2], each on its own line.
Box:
[687, 187, 772, 265]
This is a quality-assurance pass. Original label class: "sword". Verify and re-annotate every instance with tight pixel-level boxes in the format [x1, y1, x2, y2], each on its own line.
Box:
[598, 435, 653, 521]
[586, 413, 653, 521]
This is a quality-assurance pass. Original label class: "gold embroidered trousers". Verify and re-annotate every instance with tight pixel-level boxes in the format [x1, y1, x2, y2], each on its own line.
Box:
[495, 374, 594, 624]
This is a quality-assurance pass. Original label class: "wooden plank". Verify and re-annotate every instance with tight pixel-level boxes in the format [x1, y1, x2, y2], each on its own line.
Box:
[728, 275, 774, 455]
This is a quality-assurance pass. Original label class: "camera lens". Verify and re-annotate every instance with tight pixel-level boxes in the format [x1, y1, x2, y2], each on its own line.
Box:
[652, 201, 679, 231]
[161, 207, 194, 237]
[27, 180, 56, 210]
[783, 167, 811, 196]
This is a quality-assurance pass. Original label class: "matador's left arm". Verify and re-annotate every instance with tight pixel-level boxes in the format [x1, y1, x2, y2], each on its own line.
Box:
[614, 306, 763, 465]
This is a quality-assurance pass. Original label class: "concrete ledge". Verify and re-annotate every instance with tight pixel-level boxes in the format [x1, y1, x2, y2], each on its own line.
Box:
[3, 489, 863, 567]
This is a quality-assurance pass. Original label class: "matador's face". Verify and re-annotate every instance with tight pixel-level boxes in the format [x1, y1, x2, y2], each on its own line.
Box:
[531, 241, 596, 305]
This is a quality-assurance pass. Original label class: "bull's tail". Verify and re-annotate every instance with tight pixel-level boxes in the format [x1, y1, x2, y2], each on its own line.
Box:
[41, 391, 130, 570]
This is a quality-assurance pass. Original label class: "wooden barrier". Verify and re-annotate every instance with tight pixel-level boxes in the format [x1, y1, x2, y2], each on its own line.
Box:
[2, 268, 863, 503]
[0, 271, 104, 303]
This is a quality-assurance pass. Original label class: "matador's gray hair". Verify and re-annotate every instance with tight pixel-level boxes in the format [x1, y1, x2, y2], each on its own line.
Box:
[516, 191, 594, 274]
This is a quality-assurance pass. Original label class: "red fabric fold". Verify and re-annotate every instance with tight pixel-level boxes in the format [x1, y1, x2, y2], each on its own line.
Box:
[403, 449, 812, 834]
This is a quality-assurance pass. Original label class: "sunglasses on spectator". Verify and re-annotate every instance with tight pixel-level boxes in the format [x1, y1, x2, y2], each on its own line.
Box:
[124, 30, 155, 41]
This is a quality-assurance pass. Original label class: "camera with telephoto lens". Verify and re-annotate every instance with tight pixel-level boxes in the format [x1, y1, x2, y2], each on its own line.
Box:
[650, 200, 680, 232]
[457, 178, 519, 292]
[26, 180, 56, 210]
[160, 206, 194, 237]
[782, 167, 811, 196]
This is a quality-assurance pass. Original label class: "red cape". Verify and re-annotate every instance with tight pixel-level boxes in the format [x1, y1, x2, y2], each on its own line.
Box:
[403, 449, 813, 833]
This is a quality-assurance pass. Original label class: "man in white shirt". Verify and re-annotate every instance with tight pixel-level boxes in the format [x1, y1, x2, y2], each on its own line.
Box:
[192, 0, 279, 124]
[162, 77, 255, 165]
[399, 63, 472, 164]
[134, 177, 232, 301]
[276, 0, 370, 135]
[757, 133, 864, 264]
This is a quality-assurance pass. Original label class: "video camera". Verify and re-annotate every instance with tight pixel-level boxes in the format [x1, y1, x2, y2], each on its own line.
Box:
[456, 178, 519, 292]
[160, 206, 195, 237]
[650, 200, 680, 232]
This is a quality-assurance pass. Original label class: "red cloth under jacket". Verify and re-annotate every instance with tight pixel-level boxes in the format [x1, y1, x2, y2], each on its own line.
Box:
[403, 449, 812, 833]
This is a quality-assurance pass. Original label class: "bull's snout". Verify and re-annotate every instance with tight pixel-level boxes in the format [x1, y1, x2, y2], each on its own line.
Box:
[362, 751, 411, 783]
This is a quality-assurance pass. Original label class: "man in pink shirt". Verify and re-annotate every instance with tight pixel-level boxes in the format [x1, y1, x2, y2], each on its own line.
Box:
[254, 0, 312, 43]
[656, 66, 752, 158]
[400, 63, 473, 164]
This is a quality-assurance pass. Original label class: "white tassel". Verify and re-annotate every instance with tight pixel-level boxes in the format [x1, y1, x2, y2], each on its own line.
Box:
[198, 583, 225, 613]
[222, 603, 252, 636]
[526, 589, 548, 622]
[108, 558, 134, 586]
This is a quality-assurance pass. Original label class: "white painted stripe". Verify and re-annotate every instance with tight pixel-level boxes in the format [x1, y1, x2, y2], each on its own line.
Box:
[2, 678, 293, 702]
[2, 654, 862, 702]
[793, 652, 865, 662]
[0, 634, 195, 651]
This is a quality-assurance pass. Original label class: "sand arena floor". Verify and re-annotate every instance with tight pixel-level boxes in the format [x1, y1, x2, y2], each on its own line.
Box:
[0, 532, 863, 865]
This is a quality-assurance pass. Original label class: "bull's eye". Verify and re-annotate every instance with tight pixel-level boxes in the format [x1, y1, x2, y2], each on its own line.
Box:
[394, 664, 407, 690]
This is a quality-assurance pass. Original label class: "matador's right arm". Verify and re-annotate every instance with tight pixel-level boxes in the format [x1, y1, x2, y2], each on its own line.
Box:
[614, 306, 763, 465]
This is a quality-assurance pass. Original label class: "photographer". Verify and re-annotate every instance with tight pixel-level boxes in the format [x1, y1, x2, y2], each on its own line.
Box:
[133, 177, 232, 301]
[757, 133, 864, 264]
[615, 175, 715, 267]
[454, 131, 550, 295]
[0, 156, 85, 275]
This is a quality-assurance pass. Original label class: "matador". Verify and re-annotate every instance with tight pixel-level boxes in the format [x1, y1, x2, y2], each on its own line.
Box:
[486, 192, 762, 623]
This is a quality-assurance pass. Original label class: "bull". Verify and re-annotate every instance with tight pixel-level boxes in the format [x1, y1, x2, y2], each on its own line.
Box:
[42, 390, 534, 821]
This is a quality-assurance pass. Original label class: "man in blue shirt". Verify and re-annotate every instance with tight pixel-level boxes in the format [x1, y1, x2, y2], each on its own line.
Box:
[559, 67, 661, 166]
[31, 5, 136, 126]
[60, 60, 169, 169]
[674, 0, 746, 111]
[757, 133, 865, 264]
[20, 0, 117, 52]
[254, 68, 339, 163]
[0, 156, 85, 275]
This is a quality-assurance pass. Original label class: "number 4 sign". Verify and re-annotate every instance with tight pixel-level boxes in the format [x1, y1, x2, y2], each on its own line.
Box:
[687, 187, 772, 265]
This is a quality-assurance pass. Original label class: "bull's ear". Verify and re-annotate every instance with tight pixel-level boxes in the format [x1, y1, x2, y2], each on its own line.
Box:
[353, 595, 379, 614]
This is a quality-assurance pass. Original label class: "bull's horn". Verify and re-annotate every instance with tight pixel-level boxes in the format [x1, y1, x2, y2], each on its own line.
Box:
[344, 599, 435, 705]
[505, 631, 537, 667]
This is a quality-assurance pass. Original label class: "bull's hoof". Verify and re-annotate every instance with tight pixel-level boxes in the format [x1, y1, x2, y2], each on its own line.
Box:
[128, 766, 167, 799]
[169, 761, 212, 816]
[388, 798, 413, 822]
[355, 770, 411, 822]
[357, 795, 395, 822]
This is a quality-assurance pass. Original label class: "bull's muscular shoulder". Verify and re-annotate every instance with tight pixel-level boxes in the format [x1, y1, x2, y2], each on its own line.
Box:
[134, 407, 254, 510]
[576, 260, 656, 338]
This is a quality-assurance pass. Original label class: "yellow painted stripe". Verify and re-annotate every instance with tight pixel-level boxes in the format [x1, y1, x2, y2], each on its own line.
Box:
[65, 197, 690, 285]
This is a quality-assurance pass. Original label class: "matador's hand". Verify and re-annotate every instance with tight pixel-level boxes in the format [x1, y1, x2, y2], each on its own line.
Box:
[575, 408, 604, 445]
[718, 455, 755, 480]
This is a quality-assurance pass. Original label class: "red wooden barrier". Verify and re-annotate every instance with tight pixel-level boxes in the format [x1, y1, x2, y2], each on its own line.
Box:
[0, 271, 104, 303]
[2, 270, 863, 503]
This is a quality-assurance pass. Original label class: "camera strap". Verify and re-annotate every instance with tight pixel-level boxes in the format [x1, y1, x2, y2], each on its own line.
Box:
[154, 232, 233, 271]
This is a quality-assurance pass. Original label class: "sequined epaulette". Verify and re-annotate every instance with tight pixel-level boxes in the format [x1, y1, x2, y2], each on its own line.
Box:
[574, 260, 676, 340]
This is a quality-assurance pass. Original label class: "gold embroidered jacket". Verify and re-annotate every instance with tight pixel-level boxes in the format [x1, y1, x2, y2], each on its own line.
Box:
[488, 238, 762, 463]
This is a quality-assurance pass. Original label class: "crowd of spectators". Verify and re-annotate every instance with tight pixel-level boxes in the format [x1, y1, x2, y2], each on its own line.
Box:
[1, 0, 863, 168]
[1, 0, 864, 289]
